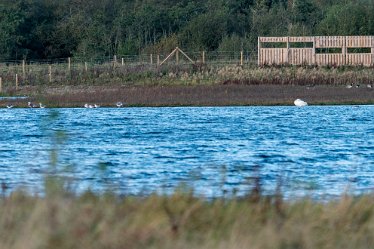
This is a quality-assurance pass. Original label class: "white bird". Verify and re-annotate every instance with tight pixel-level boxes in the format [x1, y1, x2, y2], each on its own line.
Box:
[6, 104, 13, 108]
[28, 102, 37, 108]
[116, 101, 123, 108]
[367, 84, 372, 88]
[94, 104, 100, 108]
[39, 103, 46, 108]
[294, 99, 308, 107]
[346, 83, 353, 89]
[84, 103, 94, 108]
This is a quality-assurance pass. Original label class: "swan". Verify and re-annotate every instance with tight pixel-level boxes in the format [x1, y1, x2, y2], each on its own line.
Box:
[294, 99, 308, 107]
[116, 101, 123, 107]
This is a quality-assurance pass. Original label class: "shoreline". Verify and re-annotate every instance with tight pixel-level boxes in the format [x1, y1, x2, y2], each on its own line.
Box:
[1, 84, 373, 108]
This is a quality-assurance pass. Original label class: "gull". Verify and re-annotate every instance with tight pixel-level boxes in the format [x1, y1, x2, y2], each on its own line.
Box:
[6, 104, 13, 108]
[346, 83, 353, 89]
[116, 101, 123, 108]
[94, 104, 100, 108]
[28, 102, 37, 108]
[294, 99, 308, 107]
[84, 103, 89, 108]
[39, 103, 46, 108]
[367, 84, 372, 88]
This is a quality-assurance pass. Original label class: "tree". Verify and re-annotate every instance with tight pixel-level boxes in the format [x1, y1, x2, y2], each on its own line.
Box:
[317, 0, 374, 35]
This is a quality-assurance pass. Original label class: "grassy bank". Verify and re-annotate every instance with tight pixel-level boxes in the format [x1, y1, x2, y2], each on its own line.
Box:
[1, 65, 374, 107]
[1, 190, 373, 249]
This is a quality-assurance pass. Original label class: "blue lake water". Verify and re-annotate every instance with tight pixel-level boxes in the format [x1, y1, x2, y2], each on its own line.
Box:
[0, 106, 373, 199]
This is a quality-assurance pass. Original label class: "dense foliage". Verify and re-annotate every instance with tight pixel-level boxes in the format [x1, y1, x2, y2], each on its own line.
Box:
[0, 0, 373, 60]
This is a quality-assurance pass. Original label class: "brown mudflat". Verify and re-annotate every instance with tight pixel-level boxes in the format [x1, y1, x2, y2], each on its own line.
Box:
[1, 84, 373, 107]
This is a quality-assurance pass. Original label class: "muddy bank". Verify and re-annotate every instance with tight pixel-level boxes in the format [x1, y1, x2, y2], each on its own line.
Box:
[1, 84, 373, 107]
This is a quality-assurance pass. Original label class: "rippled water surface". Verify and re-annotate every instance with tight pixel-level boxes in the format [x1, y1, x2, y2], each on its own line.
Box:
[0, 106, 373, 198]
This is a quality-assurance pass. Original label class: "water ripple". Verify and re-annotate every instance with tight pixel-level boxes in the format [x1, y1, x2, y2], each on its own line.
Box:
[0, 106, 373, 199]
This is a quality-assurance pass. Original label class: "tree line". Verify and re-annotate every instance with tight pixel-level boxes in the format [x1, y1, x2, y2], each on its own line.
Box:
[0, 0, 373, 60]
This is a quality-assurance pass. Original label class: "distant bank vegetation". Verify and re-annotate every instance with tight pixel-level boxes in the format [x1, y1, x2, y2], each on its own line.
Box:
[1, 0, 374, 61]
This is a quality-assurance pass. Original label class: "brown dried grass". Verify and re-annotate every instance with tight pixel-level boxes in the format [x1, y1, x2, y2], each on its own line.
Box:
[0, 190, 373, 249]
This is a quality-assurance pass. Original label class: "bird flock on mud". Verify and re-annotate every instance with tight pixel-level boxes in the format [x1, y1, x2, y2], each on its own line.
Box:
[4, 101, 124, 109]
[2, 83, 372, 108]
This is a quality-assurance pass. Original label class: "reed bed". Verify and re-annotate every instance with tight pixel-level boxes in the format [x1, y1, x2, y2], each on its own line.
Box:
[0, 188, 373, 249]
[1, 64, 374, 90]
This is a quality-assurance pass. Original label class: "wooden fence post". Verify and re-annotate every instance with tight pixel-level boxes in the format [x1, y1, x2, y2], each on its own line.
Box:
[49, 65, 52, 83]
[22, 60, 26, 79]
[68, 57, 71, 71]
[372, 44, 374, 66]
[313, 36, 316, 65]
[113, 55, 117, 68]
[121, 58, 124, 66]
[258, 37, 261, 66]
[157, 55, 160, 66]
[15, 74, 18, 91]
[176, 48, 179, 64]
[240, 51, 244, 66]
[0, 77, 2, 93]
[85, 62, 88, 72]
[150, 54, 153, 65]
[202, 51, 205, 64]
[286, 36, 290, 65]
[343, 36, 347, 65]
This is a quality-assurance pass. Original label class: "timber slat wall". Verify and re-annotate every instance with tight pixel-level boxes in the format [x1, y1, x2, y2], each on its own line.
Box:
[259, 36, 374, 66]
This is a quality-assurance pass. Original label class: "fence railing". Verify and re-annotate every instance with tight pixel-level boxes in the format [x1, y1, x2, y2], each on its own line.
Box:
[259, 36, 374, 66]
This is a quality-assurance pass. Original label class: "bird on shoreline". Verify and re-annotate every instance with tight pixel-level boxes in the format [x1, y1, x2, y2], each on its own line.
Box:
[294, 99, 308, 107]
[39, 103, 46, 108]
[116, 102, 123, 108]
[28, 102, 38, 108]
[6, 104, 13, 108]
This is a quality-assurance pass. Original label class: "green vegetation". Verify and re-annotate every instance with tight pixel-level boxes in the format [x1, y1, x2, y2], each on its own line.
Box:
[1, 0, 374, 60]
[1, 189, 374, 249]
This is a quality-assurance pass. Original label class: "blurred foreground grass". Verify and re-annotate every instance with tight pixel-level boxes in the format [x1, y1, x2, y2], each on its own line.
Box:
[1, 189, 373, 249]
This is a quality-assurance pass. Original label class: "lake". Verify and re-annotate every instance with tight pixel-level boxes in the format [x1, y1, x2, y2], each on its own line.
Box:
[0, 106, 373, 199]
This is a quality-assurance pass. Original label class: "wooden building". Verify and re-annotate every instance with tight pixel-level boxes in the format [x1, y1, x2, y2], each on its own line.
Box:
[258, 36, 374, 66]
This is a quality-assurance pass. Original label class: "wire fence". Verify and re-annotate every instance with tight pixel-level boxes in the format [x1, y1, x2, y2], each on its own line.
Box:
[0, 50, 259, 92]
[0, 50, 258, 70]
